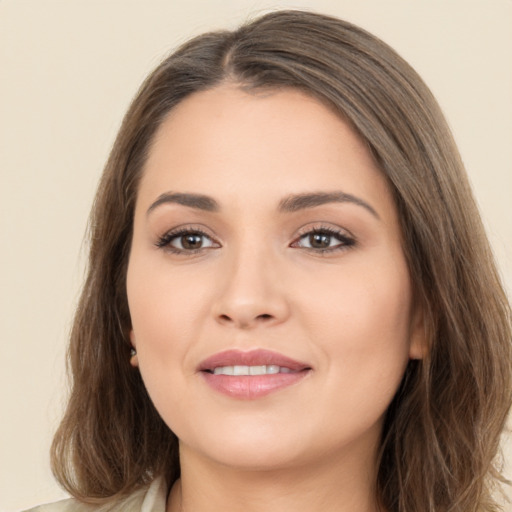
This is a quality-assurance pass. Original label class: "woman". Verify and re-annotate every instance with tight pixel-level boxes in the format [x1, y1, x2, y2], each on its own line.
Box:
[31, 9, 511, 512]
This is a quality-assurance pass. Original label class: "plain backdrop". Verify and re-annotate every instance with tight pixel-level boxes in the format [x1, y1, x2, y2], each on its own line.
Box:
[1, 1, 511, 510]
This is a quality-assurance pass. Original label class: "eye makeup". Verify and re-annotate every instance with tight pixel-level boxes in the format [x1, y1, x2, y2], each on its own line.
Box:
[154, 221, 356, 257]
[291, 225, 356, 254]
[155, 225, 220, 254]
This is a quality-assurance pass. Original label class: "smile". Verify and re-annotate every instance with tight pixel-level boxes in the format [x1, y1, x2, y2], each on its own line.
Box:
[199, 349, 312, 399]
[212, 365, 296, 375]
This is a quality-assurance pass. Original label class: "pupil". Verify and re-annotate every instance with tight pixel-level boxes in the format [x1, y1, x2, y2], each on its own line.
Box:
[182, 234, 202, 249]
[310, 233, 330, 248]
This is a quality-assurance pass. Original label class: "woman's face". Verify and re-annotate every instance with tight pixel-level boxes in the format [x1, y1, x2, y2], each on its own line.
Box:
[127, 85, 424, 472]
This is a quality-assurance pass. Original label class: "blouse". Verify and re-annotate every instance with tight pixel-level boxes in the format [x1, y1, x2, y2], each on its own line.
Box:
[24, 477, 167, 512]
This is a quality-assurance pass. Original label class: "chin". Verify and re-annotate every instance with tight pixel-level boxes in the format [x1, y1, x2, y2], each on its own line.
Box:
[200, 441, 309, 471]
[179, 418, 315, 470]
[176, 405, 386, 476]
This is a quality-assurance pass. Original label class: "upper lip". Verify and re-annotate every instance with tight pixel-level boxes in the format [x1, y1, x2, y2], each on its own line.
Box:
[198, 349, 311, 372]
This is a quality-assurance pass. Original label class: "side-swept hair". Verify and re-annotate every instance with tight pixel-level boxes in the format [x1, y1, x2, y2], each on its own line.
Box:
[51, 10, 512, 511]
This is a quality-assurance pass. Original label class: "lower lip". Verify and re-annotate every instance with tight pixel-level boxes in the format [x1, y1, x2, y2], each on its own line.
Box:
[200, 371, 309, 399]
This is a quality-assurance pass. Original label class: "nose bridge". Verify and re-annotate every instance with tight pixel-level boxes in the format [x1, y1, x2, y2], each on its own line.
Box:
[213, 235, 289, 328]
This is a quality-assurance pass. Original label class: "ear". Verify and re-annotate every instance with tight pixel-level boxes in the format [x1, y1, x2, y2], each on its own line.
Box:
[408, 303, 428, 360]
[129, 330, 139, 368]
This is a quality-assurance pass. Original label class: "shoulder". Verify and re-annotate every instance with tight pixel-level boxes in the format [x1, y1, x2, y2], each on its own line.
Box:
[23, 477, 167, 512]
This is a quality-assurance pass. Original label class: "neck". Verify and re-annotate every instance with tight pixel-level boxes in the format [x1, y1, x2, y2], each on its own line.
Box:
[166, 441, 383, 512]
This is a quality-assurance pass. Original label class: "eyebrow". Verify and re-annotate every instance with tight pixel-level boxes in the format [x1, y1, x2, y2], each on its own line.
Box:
[278, 191, 380, 219]
[147, 192, 220, 215]
[146, 190, 379, 219]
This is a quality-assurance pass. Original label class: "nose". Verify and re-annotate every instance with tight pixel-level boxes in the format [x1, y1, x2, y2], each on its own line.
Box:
[212, 247, 290, 330]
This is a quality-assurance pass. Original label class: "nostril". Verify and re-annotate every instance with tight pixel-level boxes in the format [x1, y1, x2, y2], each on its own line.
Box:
[257, 314, 273, 320]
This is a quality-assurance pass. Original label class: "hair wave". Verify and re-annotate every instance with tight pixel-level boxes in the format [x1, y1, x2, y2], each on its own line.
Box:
[51, 10, 512, 511]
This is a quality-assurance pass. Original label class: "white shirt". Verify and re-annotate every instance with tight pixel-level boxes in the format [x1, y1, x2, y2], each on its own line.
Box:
[24, 477, 167, 512]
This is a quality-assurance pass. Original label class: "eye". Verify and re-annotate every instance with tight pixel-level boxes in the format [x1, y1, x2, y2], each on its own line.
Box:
[291, 227, 355, 253]
[156, 228, 220, 254]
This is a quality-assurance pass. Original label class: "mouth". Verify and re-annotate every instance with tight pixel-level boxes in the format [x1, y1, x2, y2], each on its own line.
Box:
[209, 365, 298, 376]
[198, 349, 312, 399]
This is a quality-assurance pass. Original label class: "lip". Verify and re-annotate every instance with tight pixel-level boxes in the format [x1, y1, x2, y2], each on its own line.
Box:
[198, 349, 312, 400]
[198, 349, 310, 372]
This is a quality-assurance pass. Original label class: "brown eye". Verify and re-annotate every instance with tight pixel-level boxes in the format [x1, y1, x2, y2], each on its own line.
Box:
[309, 233, 332, 249]
[156, 229, 219, 253]
[292, 228, 355, 253]
[180, 234, 204, 250]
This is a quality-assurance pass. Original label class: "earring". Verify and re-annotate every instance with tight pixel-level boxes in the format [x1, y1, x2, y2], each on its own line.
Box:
[130, 347, 138, 367]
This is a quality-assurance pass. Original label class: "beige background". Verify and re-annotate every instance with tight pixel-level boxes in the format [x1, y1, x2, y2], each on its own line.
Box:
[1, 0, 511, 510]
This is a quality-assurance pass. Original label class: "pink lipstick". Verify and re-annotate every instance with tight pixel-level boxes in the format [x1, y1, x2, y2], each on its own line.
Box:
[198, 349, 311, 399]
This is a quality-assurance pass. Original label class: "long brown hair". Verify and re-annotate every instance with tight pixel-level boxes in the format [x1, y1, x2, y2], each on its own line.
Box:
[51, 10, 512, 511]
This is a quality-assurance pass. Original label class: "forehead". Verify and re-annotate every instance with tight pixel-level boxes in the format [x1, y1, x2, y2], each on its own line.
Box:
[147, 85, 370, 168]
[138, 84, 394, 219]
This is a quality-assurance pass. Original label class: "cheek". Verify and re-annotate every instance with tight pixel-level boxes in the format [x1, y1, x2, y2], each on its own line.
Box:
[126, 256, 205, 366]
[303, 254, 413, 391]
[126, 261, 205, 426]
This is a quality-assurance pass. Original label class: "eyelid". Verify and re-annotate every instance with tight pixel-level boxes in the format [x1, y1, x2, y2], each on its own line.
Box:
[290, 223, 356, 253]
[155, 224, 221, 253]
[294, 222, 354, 237]
[154, 222, 355, 255]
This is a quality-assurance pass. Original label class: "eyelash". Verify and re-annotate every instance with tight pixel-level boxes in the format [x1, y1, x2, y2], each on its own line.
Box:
[155, 225, 356, 255]
[291, 225, 356, 254]
[156, 226, 217, 255]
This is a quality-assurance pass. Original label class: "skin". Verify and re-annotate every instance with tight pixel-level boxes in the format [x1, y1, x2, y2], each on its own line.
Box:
[126, 84, 424, 512]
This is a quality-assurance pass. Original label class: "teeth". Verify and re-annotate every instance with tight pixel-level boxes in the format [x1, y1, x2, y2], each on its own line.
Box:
[212, 365, 295, 376]
[249, 365, 266, 375]
[213, 366, 231, 375]
[233, 365, 248, 376]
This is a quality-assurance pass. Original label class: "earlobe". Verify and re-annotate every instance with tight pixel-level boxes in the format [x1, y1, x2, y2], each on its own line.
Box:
[409, 336, 426, 360]
[129, 330, 139, 367]
[130, 348, 139, 368]
[408, 305, 428, 360]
